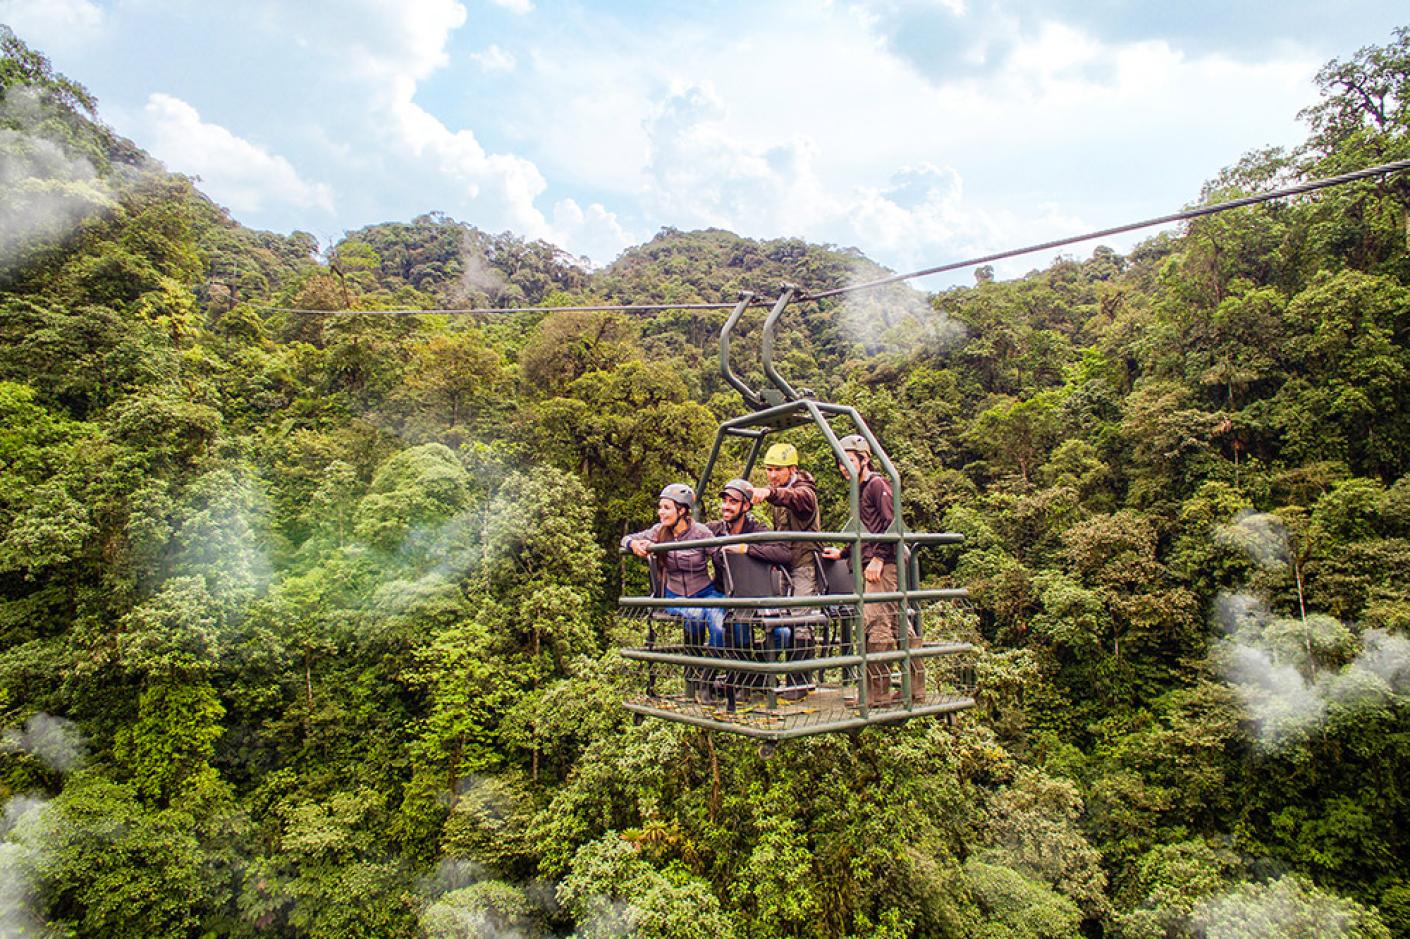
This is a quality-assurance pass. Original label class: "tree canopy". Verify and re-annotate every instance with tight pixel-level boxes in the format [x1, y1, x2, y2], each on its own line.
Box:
[2, 24, 1409, 938]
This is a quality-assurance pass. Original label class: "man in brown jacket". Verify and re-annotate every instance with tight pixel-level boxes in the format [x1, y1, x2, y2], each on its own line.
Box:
[822, 435, 925, 707]
[750, 443, 821, 698]
[749, 443, 820, 596]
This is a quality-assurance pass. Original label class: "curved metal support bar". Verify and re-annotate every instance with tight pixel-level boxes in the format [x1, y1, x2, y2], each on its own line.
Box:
[760, 285, 801, 401]
[720, 292, 764, 409]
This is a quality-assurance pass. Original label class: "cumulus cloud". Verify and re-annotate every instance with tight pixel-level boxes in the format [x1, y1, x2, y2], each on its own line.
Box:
[0, 0, 103, 49]
[33, 0, 1326, 270]
[641, 85, 831, 235]
[550, 198, 633, 267]
[281, 0, 468, 87]
[140, 93, 334, 214]
[634, 81, 1087, 279]
[380, 98, 550, 237]
[253, 0, 569, 243]
[501, 1, 1318, 274]
[470, 43, 517, 74]
[859, 0, 1395, 73]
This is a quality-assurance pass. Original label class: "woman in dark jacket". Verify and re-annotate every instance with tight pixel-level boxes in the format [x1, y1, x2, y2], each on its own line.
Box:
[622, 483, 725, 650]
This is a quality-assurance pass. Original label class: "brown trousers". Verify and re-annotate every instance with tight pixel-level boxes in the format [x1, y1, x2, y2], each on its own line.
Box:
[865, 562, 924, 704]
[790, 561, 817, 637]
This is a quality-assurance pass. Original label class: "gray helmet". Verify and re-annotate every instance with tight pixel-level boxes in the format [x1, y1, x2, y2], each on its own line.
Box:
[719, 478, 754, 503]
[838, 434, 872, 456]
[658, 483, 696, 510]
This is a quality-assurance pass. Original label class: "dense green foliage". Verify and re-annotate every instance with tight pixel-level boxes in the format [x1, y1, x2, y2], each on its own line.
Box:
[3, 22, 1410, 937]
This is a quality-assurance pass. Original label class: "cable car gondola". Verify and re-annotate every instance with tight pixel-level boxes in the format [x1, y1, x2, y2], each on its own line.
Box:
[618, 285, 977, 743]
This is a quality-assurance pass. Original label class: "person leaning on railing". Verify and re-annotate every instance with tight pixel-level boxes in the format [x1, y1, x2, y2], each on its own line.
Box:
[709, 476, 792, 566]
[710, 476, 792, 652]
[622, 484, 726, 655]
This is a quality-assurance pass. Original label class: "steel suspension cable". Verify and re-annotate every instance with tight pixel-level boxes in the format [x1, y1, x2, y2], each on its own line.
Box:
[262, 300, 758, 316]
[802, 158, 1410, 301]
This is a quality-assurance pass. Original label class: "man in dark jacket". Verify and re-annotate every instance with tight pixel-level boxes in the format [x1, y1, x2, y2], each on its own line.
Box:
[709, 477, 792, 657]
[708, 477, 792, 567]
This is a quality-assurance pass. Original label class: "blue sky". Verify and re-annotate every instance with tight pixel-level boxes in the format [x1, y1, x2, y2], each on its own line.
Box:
[3, 0, 1406, 283]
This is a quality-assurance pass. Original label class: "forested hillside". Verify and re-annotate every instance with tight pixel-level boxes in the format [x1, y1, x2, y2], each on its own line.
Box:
[2, 22, 1409, 937]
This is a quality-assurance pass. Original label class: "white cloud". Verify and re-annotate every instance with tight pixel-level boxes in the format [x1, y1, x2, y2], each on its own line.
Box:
[0, 797, 49, 939]
[37, 0, 1330, 270]
[470, 43, 517, 74]
[288, 0, 468, 85]
[248, 1, 562, 243]
[0, 0, 103, 49]
[0, 88, 115, 265]
[497, 3, 1319, 274]
[641, 85, 827, 232]
[550, 198, 634, 266]
[140, 93, 334, 214]
[487, 0, 534, 14]
[381, 90, 550, 235]
[634, 81, 1086, 276]
[1212, 590, 1410, 751]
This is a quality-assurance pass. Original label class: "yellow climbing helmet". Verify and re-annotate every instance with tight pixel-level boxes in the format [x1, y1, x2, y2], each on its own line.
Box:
[763, 442, 799, 467]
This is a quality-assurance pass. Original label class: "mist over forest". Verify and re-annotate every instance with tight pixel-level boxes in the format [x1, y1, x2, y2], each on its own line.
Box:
[2, 21, 1410, 938]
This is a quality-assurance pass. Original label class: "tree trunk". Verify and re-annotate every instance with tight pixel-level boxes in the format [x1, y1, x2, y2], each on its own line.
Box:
[1295, 562, 1308, 624]
[706, 731, 721, 823]
[448, 735, 463, 809]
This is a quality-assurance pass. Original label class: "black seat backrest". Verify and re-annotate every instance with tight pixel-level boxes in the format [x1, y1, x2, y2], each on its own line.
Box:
[816, 556, 855, 596]
[722, 552, 786, 599]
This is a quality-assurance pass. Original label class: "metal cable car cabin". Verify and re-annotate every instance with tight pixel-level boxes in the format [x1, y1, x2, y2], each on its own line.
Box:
[618, 285, 976, 744]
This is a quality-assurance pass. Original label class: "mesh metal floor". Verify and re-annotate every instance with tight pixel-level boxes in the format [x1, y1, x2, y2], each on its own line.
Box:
[621, 636, 977, 739]
[626, 685, 976, 736]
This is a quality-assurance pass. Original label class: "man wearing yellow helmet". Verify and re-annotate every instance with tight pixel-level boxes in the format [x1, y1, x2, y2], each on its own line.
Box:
[749, 442, 821, 698]
[749, 442, 821, 596]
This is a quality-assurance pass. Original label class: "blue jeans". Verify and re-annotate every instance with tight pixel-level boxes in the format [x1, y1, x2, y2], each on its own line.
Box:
[662, 588, 789, 653]
[663, 584, 730, 648]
